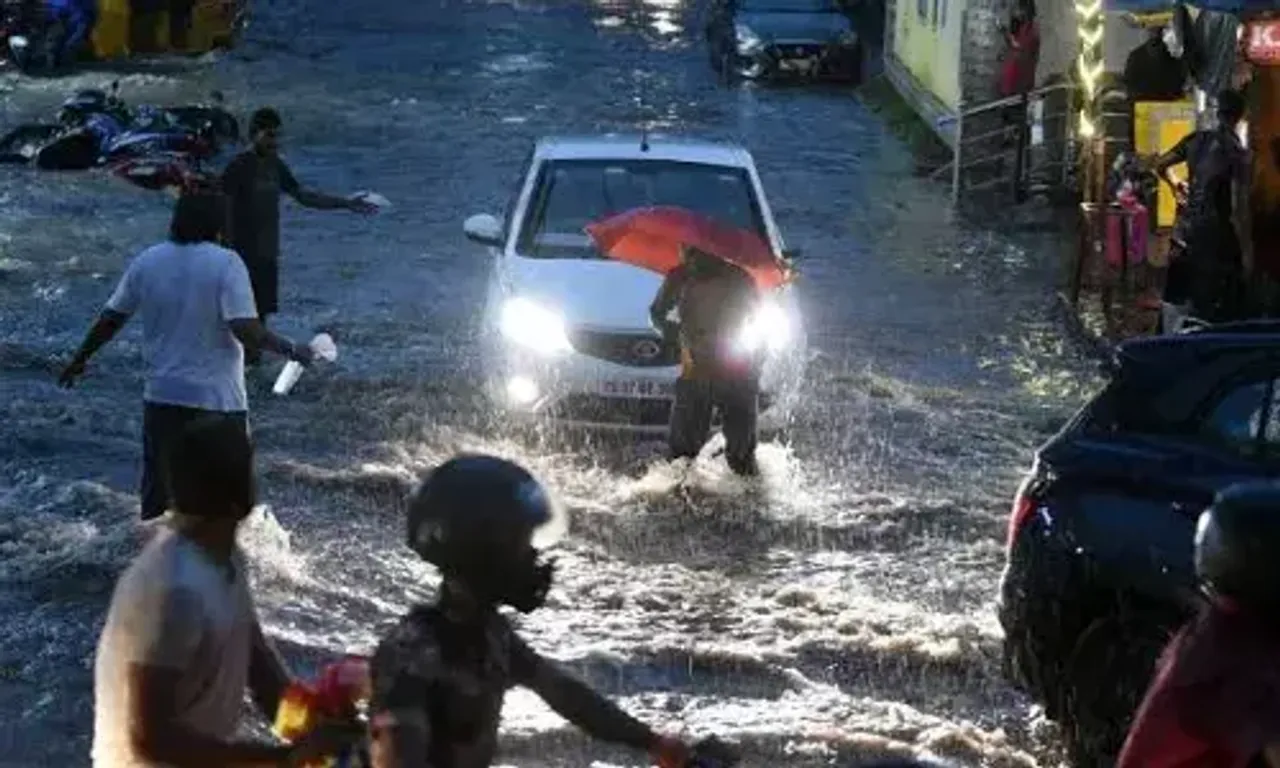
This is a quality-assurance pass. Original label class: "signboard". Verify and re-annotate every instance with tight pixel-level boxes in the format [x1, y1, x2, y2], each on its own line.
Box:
[1246, 20, 1280, 65]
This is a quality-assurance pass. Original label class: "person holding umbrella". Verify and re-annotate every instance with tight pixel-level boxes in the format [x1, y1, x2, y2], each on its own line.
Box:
[649, 245, 763, 476]
[586, 206, 791, 477]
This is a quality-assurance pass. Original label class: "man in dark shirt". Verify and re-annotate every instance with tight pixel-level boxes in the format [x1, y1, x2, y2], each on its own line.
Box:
[221, 107, 375, 363]
[1154, 89, 1251, 328]
[650, 246, 762, 476]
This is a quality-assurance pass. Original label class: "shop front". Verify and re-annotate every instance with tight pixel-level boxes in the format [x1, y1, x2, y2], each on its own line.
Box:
[1067, 0, 1278, 339]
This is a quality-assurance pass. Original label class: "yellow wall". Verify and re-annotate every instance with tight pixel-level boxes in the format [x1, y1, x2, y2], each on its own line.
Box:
[892, 0, 965, 110]
[1134, 101, 1195, 227]
[91, 0, 239, 60]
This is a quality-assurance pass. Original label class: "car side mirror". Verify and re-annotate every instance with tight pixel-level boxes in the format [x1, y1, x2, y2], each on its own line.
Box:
[463, 213, 503, 246]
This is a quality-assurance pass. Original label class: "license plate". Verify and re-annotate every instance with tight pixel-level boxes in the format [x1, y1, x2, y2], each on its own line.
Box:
[598, 379, 674, 398]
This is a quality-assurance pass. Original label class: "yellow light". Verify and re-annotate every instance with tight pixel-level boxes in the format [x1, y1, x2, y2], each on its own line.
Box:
[1074, 0, 1105, 151]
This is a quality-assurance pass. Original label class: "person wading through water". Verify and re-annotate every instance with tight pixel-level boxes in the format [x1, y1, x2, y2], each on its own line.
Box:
[368, 454, 737, 768]
[221, 107, 377, 365]
[1154, 89, 1252, 331]
[649, 245, 762, 477]
[58, 187, 316, 521]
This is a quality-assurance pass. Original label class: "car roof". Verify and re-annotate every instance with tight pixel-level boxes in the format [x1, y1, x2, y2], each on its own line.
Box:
[1106, 322, 1280, 382]
[532, 134, 755, 168]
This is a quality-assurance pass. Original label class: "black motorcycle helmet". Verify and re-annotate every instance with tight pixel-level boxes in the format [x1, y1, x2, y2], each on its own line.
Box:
[1195, 482, 1280, 610]
[407, 454, 566, 613]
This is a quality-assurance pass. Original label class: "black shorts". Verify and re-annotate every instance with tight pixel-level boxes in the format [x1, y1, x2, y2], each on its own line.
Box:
[140, 403, 248, 520]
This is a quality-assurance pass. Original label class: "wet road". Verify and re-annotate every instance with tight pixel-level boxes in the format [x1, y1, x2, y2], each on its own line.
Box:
[0, 0, 1096, 765]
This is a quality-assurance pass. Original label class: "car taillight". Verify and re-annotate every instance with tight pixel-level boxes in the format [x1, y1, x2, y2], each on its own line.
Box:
[1007, 487, 1036, 551]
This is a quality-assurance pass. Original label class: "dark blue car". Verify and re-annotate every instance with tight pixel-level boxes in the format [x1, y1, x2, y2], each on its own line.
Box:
[704, 0, 863, 83]
[998, 321, 1280, 764]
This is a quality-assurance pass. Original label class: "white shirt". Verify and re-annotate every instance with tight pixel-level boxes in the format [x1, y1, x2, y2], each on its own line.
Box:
[106, 241, 258, 412]
[92, 527, 258, 768]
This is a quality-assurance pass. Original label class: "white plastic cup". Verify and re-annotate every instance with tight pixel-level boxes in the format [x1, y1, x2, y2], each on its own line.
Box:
[272, 333, 338, 396]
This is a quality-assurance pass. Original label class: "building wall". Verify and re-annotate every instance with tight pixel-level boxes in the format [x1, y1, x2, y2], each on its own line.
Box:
[891, 0, 966, 109]
[956, 0, 1080, 107]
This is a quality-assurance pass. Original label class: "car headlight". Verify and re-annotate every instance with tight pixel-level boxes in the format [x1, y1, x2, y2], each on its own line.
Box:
[499, 298, 572, 354]
[734, 23, 763, 54]
[735, 299, 793, 355]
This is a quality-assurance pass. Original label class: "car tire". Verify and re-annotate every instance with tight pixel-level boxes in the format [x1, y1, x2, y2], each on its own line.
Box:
[1057, 614, 1172, 765]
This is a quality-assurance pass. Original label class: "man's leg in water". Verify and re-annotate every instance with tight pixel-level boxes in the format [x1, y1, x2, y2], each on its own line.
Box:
[57, 2, 92, 67]
[140, 403, 200, 519]
[668, 377, 713, 460]
[717, 376, 759, 476]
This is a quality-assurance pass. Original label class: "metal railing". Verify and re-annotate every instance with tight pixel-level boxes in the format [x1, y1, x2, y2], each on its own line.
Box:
[931, 82, 1081, 207]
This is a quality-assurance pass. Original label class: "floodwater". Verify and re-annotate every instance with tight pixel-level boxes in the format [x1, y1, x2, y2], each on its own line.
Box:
[0, 0, 1099, 765]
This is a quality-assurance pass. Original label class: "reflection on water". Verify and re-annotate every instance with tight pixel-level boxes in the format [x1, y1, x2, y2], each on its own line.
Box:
[589, 0, 688, 42]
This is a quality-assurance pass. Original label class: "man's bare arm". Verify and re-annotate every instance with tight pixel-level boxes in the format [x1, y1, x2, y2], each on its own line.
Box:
[248, 620, 292, 720]
[526, 656, 657, 752]
[292, 187, 360, 211]
[70, 310, 129, 366]
[128, 664, 292, 768]
[227, 318, 311, 363]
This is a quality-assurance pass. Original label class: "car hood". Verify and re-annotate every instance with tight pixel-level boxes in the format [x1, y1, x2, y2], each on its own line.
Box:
[507, 257, 664, 332]
[737, 11, 852, 42]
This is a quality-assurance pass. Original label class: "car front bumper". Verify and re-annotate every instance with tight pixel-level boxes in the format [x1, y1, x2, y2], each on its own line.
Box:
[734, 40, 860, 80]
[483, 333, 792, 434]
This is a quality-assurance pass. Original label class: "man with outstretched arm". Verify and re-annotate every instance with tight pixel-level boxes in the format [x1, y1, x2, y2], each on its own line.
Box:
[59, 188, 315, 520]
[221, 107, 376, 364]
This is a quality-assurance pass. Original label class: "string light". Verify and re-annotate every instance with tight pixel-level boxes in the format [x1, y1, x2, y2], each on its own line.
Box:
[1075, 0, 1105, 138]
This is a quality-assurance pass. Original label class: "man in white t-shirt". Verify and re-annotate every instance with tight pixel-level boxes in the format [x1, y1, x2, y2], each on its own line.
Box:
[58, 189, 315, 520]
[93, 414, 361, 767]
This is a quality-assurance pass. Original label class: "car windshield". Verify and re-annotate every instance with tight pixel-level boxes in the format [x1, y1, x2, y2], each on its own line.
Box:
[739, 0, 838, 12]
[517, 159, 768, 259]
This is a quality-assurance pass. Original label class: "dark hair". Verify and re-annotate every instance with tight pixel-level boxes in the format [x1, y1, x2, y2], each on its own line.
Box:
[169, 189, 226, 245]
[1217, 89, 1246, 125]
[249, 107, 282, 136]
[168, 415, 255, 519]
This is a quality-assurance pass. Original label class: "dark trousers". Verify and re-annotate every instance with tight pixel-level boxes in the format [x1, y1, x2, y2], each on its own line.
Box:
[141, 402, 248, 520]
[668, 376, 759, 475]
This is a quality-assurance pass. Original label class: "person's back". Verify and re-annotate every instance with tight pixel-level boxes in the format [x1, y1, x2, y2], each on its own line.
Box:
[121, 241, 250, 411]
[92, 526, 256, 767]
[676, 259, 758, 379]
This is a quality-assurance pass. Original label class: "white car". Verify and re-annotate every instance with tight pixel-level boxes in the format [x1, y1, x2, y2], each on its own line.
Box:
[463, 134, 806, 434]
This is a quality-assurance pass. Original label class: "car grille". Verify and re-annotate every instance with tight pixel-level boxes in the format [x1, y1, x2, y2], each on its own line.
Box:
[569, 329, 680, 368]
[549, 395, 673, 426]
[770, 42, 826, 59]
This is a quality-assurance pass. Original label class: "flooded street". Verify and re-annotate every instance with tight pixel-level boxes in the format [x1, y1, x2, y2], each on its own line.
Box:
[0, 0, 1099, 765]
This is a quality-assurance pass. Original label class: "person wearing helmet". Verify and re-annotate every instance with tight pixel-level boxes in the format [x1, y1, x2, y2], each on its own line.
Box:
[1117, 482, 1280, 767]
[367, 454, 737, 768]
[649, 245, 763, 477]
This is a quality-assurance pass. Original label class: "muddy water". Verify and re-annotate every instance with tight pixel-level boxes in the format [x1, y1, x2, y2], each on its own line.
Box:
[0, 0, 1097, 765]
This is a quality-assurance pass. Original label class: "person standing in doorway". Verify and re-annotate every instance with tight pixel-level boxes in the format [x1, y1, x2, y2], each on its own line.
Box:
[91, 416, 361, 767]
[58, 188, 316, 520]
[221, 108, 377, 365]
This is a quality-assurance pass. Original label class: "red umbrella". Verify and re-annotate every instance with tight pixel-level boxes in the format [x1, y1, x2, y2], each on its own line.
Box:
[584, 206, 790, 289]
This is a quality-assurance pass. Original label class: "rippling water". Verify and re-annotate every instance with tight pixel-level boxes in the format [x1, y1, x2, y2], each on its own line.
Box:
[0, 1, 1099, 765]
